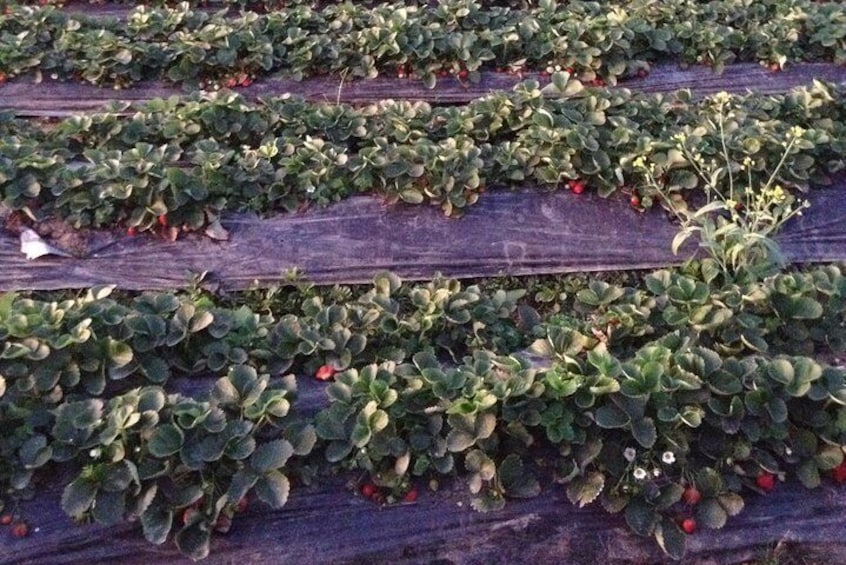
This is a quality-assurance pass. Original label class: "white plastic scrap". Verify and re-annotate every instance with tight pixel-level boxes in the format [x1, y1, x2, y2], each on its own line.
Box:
[20, 228, 74, 260]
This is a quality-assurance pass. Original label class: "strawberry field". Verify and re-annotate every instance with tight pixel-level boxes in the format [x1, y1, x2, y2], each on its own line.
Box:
[2, 1, 846, 563]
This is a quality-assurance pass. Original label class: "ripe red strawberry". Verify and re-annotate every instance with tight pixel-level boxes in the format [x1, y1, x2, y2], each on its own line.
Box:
[157, 214, 168, 227]
[240, 78, 252, 87]
[10, 521, 28, 538]
[0, 514, 12, 526]
[565, 67, 574, 74]
[403, 488, 418, 502]
[571, 181, 585, 194]
[630, 195, 641, 207]
[315, 364, 337, 381]
[756, 473, 776, 492]
[458, 69, 469, 79]
[769, 63, 780, 72]
[0, 73, 6, 84]
[682, 486, 702, 506]
[225, 77, 238, 88]
[681, 518, 696, 534]
[832, 461, 846, 484]
[361, 484, 377, 498]
[126, 226, 137, 236]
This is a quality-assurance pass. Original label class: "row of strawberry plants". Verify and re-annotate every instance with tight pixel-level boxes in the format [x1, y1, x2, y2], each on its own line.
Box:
[2, 260, 846, 559]
[0, 77, 846, 230]
[2, 77, 845, 230]
[1, 0, 845, 89]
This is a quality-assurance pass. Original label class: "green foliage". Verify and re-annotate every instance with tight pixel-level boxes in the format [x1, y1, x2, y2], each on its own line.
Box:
[1, 0, 845, 87]
[3, 79, 846, 230]
[2, 252, 846, 561]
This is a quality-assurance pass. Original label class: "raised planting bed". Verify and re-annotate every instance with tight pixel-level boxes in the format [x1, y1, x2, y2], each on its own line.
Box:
[2, 182, 846, 291]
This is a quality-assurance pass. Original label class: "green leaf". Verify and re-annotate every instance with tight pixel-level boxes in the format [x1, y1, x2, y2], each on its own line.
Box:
[470, 490, 507, 512]
[631, 417, 657, 448]
[212, 376, 239, 405]
[107, 339, 134, 368]
[625, 498, 658, 537]
[399, 189, 424, 204]
[139, 355, 171, 384]
[796, 460, 821, 489]
[189, 311, 214, 333]
[600, 491, 630, 514]
[654, 483, 684, 510]
[566, 471, 605, 508]
[61, 477, 98, 517]
[815, 445, 844, 470]
[286, 423, 317, 456]
[18, 434, 52, 469]
[695, 468, 724, 496]
[250, 439, 294, 473]
[92, 490, 126, 526]
[787, 296, 823, 319]
[227, 468, 259, 503]
[148, 423, 184, 457]
[325, 440, 352, 462]
[594, 404, 630, 428]
[141, 504, 173, 545]
[767, 359, 794, 385]
[696, 498, 728, 529]
[498, 454, 541, 498]
[446, 430, 476, 452]
[717, 492, 745, 516]
[255, 470, 290, 509]
[654, 517, 687, 560]
[101, 460, 137, 492]
[175, 521, 211, 562]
